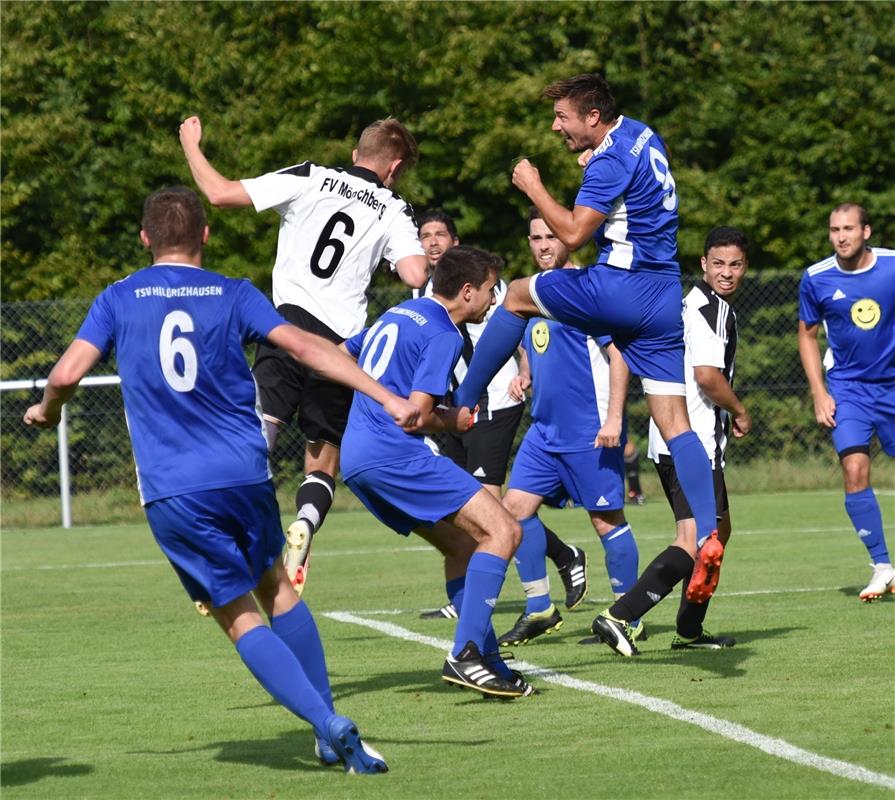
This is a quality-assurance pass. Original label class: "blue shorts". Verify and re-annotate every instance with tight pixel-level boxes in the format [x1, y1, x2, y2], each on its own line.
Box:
[345, 454, 482, 534]
[828, 378, 895, 456]
[508, 426, 625, 512]
[529, 266, 685, 389]
[144, 481, 284, 608]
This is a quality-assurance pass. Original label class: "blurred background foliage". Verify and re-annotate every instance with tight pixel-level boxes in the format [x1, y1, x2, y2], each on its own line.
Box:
[3, 0, 894, 301]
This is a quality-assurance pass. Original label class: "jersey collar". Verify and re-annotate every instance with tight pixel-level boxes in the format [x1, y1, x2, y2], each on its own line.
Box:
[152, 261, 201, 270]
[834, 248, 877, 275]
[346, 165, 384, 187]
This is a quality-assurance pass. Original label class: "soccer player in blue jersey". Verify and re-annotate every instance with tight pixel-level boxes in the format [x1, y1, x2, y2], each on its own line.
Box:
[23, 187, 421, 773]
[497, 208, 642, 647]
[340, 245, 535, 698]
[454, 73, 721, 656]
[798, 203, 895, 602]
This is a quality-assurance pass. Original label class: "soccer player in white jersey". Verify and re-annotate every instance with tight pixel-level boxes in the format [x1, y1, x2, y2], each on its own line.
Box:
[23, 187, 421, 773]
[340, 246, 536, 699]
[649, 227, 751, 649]
[798, 203, 895, 601]
[179, 115, 428, 596]
[498, 208, 642, 647]
[454, 73, 722, 656]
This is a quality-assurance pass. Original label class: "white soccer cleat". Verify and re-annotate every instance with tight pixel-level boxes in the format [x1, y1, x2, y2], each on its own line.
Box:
[194, 601, 211, 617]
[859, 562, 895, 603]
[284, 519, 313, 598]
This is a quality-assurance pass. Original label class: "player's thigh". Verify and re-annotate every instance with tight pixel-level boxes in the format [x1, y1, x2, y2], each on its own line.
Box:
[448, 488, 521, 557]
[653, 458, 728, 522]
[555, 446, 626, 512]
[299, 373, 353, 449]
[459, 404, 524, 486]
[344, 455, 481, 535]
[414, 520, 478, 563]
[252, 342, 307, 425]
[506, 432, 567, 510]
[144, 481, 284, 608]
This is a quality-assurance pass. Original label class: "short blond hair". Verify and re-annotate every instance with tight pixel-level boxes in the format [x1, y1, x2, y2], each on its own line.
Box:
[356, 118, 418, 168]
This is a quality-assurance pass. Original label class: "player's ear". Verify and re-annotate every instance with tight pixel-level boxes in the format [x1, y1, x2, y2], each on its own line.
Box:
[139, 229, 152, 250]
[202, 225, 210, 246]
[863, 224, 872, 242]
[700, 256, 708, 275]
[351, 148, 359, 164]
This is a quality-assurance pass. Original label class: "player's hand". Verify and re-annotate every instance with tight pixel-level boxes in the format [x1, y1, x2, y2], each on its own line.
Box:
[512, 159, 542, 196]
[595, 421, 621, 449]
[508, 374, 531, 402]
[179, 116, 203, 151]
[732, 408, 752, 438]
[577, 148, 595, 168]
[23, 403, 59, 429]
[384, 396, 420, 430]
[813, 391, 836, 428]
[435, 405, 477, 433]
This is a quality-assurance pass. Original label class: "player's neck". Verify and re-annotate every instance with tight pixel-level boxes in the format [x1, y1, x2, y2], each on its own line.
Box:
[836, 247, 873, 272]
[151, 250, 203, 268]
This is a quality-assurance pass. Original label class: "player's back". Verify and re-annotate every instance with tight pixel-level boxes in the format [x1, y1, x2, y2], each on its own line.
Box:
[799, 248, 895, 382]
[242, 162, 423, 337]
[579, 116, 679, 274]
[341, 296, 462, 476]
[522, 317, 612, 450]
[77, 264, 284, 503]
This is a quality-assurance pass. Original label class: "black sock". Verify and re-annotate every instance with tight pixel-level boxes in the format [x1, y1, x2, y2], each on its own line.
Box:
[295, 471, 336, 533]
[544, 526, 575, 568]
[625, 451, 643, 495]
[609, 546, 694, 621]
[676, 565, 709, 638]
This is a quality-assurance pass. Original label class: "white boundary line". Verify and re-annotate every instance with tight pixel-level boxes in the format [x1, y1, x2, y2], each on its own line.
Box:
[324, 611, 895, 792]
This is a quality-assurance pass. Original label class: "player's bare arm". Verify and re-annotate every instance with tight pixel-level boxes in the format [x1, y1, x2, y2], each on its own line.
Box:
[512, 159, 605, 249]
[179, 116, 252, 208]
[394, 254, 429, 290]
[269, 324, 419, 429]
[406, 391, 474, 434]
[693, 365, 752, 438]
[797, 320, 836, 428]
[595, 343, 627, 448]
[23, 339, 102, 428]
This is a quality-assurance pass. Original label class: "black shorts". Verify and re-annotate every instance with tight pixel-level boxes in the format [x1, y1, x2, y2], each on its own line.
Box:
[654, 455, 729, 522]
[252, 304, 354, 447]
[440, 404, 525, 486]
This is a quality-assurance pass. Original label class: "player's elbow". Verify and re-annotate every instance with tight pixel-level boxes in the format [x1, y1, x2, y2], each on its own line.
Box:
[397, 256, 428, 289]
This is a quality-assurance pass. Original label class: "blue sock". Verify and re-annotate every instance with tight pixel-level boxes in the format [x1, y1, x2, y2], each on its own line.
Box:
[515, 516, 552, 614]
[270, 601, 333, 712]
[600, 523, 641, 627]
[235, 625, 332, 738]
[453, 552, 508, 658]
[482, 626, 514, 679]
[845, 488, 890, 563]
[667, 432, 717, 546]
[454, 306, 527, 409]
[446, 576, 465, 611]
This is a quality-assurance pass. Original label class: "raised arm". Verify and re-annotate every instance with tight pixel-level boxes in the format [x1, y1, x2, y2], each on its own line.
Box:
[23, 339, 103, 428]
[267, 324, 418, 429]
[394, 255, 429, 290]
[797, 320, 836, 428]
[179, 116, 252, 208]
[512, 159, 605, 249]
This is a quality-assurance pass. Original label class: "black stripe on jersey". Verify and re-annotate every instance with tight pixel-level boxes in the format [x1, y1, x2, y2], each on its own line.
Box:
[278, 161, 313, 177]
[695, 282, 738, 385]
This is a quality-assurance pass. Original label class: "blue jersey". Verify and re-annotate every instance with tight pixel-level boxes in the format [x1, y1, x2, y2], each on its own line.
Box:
[522, 316, 615, 452]
[577, 116, 679, 275]
[76, 263, 287, 504]
[799, 248, 895, 383]
[340, 297, 463, 477]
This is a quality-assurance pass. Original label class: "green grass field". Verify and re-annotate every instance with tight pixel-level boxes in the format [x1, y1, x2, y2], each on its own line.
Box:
[3, 490, 894, 799]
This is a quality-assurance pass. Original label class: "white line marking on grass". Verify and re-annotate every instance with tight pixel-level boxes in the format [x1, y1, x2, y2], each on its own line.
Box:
[3, 559, 168, 572]
[325, 612, 895, 792]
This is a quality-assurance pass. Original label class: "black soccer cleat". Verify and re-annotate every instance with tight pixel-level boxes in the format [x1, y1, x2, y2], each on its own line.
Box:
[671, 630, 736, 650]
[420, 603, 458, 620]
[590, 612, 641, 657]
[497, 605, 563, 646]
[442, 641, 528, 698]
[482, 651, 537, 699]
[579, 620, 647, 646]
[557, 546, 588, 610]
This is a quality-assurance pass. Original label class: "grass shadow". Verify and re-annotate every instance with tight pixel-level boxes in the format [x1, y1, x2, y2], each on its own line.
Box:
[0, 757, 93, 788]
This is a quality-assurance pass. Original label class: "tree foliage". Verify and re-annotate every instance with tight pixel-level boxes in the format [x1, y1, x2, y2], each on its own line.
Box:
[2, 0, 894, 300]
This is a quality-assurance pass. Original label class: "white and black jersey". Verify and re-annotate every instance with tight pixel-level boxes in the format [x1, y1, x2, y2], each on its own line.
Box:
[414, 277, 521, 417]
[648, 282, 738, 469]
[242, 162, 424, 338]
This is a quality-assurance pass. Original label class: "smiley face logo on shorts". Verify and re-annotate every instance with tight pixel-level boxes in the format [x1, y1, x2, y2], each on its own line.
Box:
[531, 321, 550, 354]
[851, 298, 881, 330]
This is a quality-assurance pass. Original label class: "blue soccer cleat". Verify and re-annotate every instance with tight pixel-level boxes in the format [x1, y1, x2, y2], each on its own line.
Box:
[314, 735, 340, 766]
[325, 715, 389, 775]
